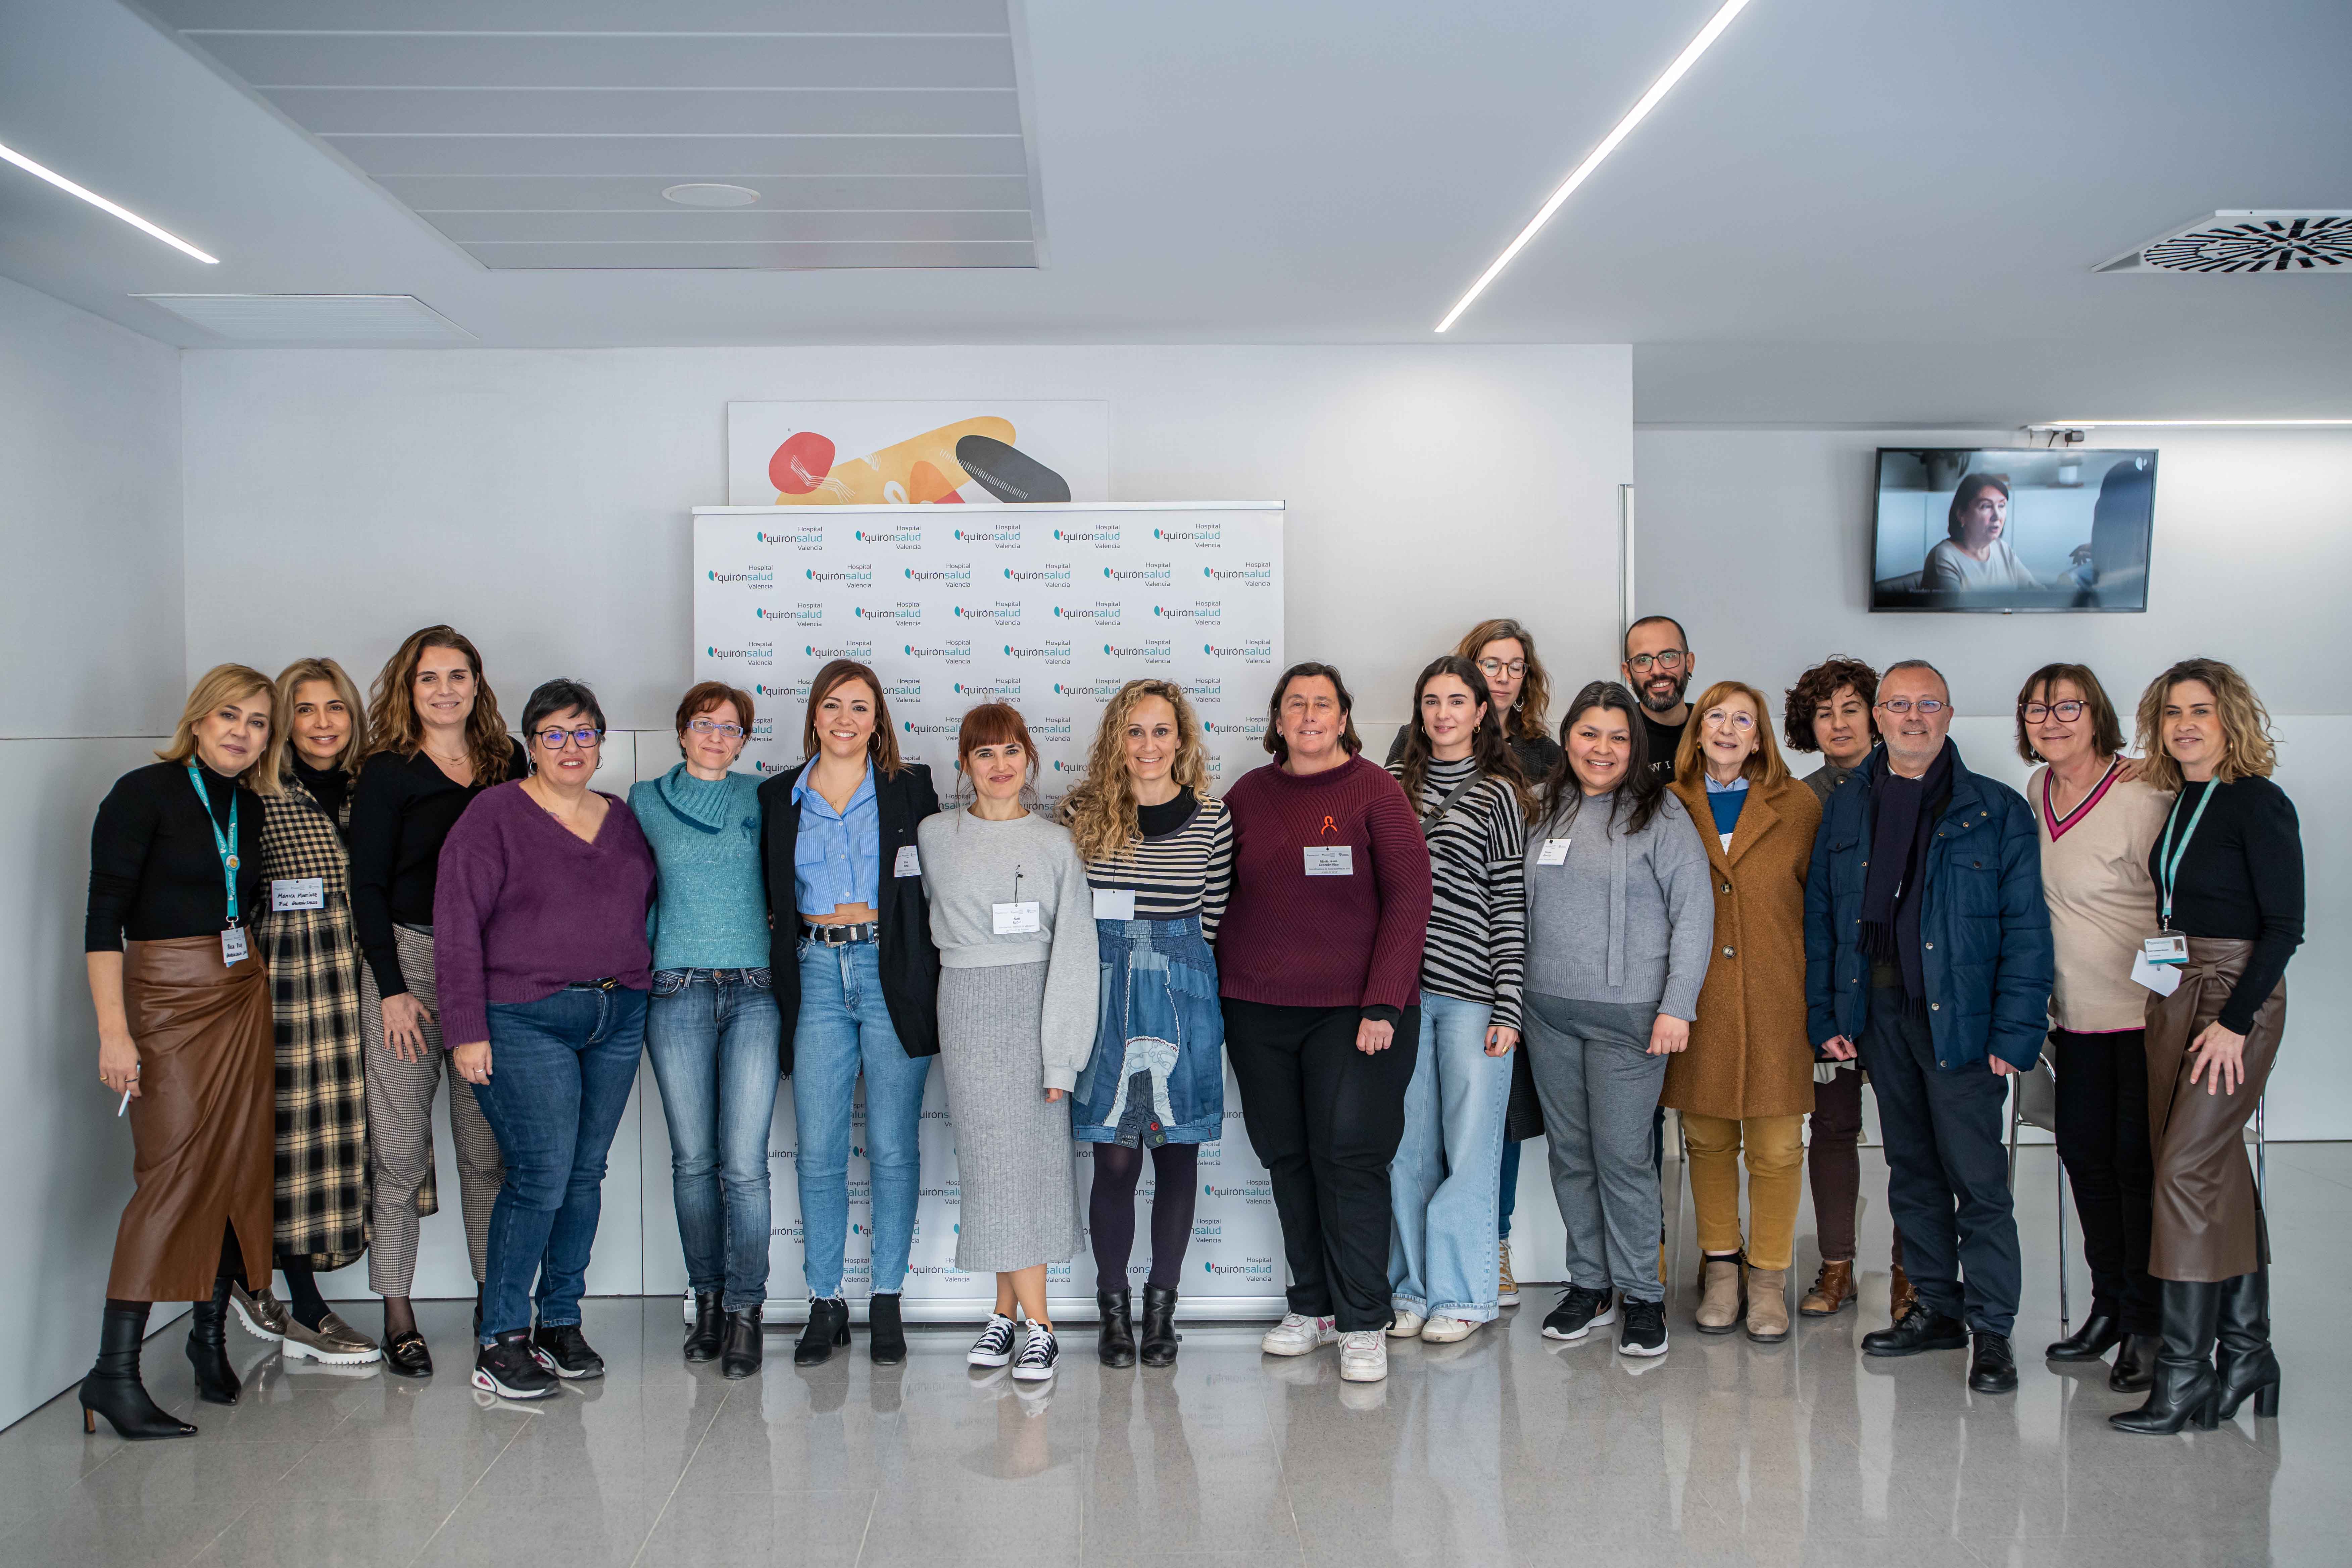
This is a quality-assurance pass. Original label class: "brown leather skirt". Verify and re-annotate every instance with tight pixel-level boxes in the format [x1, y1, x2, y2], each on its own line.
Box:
[2144, 937, 2282, 1283]
[108, 935, 275, 1302]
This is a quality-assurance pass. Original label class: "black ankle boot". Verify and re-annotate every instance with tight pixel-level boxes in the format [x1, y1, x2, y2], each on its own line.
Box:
[1139, 1284, 1180, 1368]
[2111, 1280, 2221, 1435]
[2045, 1310, 2122, 1362]
[81, 1303, 195, 1440]
[683, 1291, 724, 1363]
[794, 1298, 849, 1367]
[868, 1293, 906, 1366]
[721, 1307, 765, 1379]
[187, 1277, 242, 1406]
[1096, 1289, 1136, 1368]
[2213, 1269, 2280, 1420]
[2109, 1333, 2160, 1392]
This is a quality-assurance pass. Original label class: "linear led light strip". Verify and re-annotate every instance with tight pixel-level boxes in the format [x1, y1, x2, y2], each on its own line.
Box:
[1435, 0, 1751, 333]
[0, 137, 218, 263]
[2029, 419, 2352, 428]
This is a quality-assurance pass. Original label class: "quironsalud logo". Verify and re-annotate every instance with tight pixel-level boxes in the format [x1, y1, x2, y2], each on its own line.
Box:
[802, 641, 871, 660]
[851, 603, 922, 622]
[1053, 522, 1120, 545]
[1102, 562, 1173, 584]
[1153, 522, 1222, 543]
[1002, 563, 1072, 584]
[1152, 602, 1221, 624]
[852, 522, 923, 546]
[804, 564, 874, 586]
[904, 563, 972, 585]
[706, 566, 775, 587]
[754, 680, 811, 699]
[1052, 677, 1122, 699]
[950, 602, 1020, 623]
[1204, 562, 1274, 584]
[1050, 602, 1120, 622]
[754, 603, 821, 623]
[1205, 639, 1275, 663]
[951, 678, 1022, 699]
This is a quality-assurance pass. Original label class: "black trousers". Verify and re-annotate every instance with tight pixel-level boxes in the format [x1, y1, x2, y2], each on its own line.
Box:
[2050, 1027, 2157, 1333]
[1223, 999, 1420, 1332]
[1858, 987, 2020, 1336]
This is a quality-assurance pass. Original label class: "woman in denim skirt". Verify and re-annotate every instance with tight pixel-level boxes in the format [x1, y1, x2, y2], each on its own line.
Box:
[1058, 680, 1232, 1367]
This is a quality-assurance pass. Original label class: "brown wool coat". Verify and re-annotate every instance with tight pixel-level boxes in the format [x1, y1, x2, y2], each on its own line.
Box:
[1661, 773, 1822, 1122]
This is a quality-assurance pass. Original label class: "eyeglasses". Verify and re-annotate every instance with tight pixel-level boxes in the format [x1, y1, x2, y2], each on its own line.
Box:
[1702, 708, 1755, 731]
[1625, 650, 1686, 673]
[1476, 658, 1528, 679]
[1874, 698, 1948, 718]
[536, 727, 604, 750]
[687, 719, 745, 739]
[2020, 701, 2085, 723]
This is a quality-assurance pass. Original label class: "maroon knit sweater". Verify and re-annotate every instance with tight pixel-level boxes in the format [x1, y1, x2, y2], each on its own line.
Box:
[1217, 753, 1433, 1011]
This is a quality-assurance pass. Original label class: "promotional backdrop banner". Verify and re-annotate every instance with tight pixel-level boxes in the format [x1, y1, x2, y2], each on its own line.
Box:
[691, 501, 1288, 1316]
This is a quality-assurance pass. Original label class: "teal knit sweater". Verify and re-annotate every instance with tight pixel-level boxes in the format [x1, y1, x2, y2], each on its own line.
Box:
[628, 766, 771, 972]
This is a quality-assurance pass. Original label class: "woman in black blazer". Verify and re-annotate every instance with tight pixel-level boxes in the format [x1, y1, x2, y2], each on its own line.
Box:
[756, 659, 942, 1367]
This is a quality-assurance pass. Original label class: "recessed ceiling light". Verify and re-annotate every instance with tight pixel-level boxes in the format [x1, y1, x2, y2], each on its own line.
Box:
[1435, 0, 1751, 332]
[662, 183, 761, 209]
[0, 137, 218, 263]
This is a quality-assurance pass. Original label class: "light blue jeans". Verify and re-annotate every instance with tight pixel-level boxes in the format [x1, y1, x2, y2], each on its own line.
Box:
[645, 969, 781, 1312]
[1388, 993, 1513, 1323]
[792, 939, 932, 1300]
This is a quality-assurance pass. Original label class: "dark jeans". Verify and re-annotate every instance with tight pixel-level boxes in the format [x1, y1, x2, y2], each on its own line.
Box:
[1808, 1066, 1905, 1270]
[474, 984, 647, 1341]
[1857, 987, 2019, 1335]
[645, 969, 782, 1313]
[2050, 1027, 2157, 1333]
[1499, 1140, 1520, 1239]
[1223, 999, 1419, 1332]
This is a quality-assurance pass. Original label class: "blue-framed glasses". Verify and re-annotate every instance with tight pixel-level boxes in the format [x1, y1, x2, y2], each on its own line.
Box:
[536, 727, 603, 750]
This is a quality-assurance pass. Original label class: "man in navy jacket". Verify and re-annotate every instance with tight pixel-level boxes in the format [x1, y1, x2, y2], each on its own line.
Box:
[1805, 660, 2052, 1394]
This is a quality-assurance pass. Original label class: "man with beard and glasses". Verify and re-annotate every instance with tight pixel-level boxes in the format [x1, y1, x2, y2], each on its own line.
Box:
[1621, 617, 1695, 782]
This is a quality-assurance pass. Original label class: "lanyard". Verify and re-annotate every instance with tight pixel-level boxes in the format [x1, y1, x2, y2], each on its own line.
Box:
[2156, 780, 2214, 930]
[185, 762, 240, 927]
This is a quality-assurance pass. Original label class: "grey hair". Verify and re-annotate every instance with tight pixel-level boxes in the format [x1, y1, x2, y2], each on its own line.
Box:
[1880, 659, 1950, 699]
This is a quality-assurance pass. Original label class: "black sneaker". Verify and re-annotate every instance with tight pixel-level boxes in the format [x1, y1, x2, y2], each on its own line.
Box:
[968, 1313, 1018, 1368]
[1541, 1285, 1619, 1342]
[530, 1323, 606, 1380]
[472, 1330, 558, 1400]
[1011, 1323, 1060, 1382]
[1617, 1296, 1669, 1358]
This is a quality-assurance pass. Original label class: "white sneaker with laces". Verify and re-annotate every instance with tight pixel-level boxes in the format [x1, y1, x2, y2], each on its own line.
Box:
[1387, 1309, 1426, 1339]
[1260, 1312, 1337, 1357]
[1420, 1315, 1479, 1343]
[1011, 1322, 1059, 1382]
[1338, 1330, 1388, 1382]
[968, 1313, 1018, 1367]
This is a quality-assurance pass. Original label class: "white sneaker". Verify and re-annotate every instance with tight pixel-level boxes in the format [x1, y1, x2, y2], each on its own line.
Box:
[1420, 1315, 1479, 1343]
[1261, 1312, 1337, 1356]
[968, 1313, 1017, 1367]
[1010, 1322, 1059, 1382]
[1387, 1309, 1426, 1339]
[1338, 1330, 1388, 1382]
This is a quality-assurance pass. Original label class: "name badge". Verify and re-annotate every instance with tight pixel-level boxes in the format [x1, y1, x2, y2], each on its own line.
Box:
[271, 878, 325, 912]
[1537, 838, 1572, 865]
[893, 844, 922, 878]
[1093, 887, 1138, 921]
[993, 900, 1042, 935]
[2142, 933, 2188, 966]
[220, 926, 249, 966]
[2130, 949, 2182, 997]
[1303, 845, 1353, 877]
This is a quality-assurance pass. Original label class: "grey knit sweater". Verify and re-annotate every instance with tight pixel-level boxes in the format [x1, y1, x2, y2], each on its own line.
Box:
[1522, 789, 1715, 1020]
[917, 807, 1098, 1091]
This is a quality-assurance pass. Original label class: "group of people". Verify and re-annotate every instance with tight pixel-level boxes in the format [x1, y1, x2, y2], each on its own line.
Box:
[77, 612, 2301, 1441]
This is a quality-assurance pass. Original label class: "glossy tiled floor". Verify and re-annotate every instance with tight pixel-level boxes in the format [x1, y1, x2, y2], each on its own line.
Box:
[7, 1144, 2348, 1567]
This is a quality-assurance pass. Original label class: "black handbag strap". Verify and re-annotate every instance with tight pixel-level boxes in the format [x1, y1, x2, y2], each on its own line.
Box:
[1417, 773, 1486, 838]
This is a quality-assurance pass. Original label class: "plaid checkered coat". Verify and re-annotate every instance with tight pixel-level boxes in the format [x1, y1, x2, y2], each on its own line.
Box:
[253, 773, 370, 1270]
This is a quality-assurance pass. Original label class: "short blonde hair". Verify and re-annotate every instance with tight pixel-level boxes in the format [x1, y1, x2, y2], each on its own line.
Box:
[264, 657, 369, 784]
[158, 664, 278, 793]
[1674, 679, 1790, 791]
[2134, 657, 2278, 791]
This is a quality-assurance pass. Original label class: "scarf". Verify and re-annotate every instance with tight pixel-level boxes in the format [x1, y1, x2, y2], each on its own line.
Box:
[1860, 742, 1955, 1009]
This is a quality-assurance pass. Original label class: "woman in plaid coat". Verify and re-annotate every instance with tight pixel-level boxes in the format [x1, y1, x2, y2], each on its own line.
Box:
[240, 658, 383, 1365]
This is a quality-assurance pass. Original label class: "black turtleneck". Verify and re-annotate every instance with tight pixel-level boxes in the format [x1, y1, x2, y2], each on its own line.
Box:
[292, 755, 352, 831]
[1136, 786, 1198, 840]
[86, 760, 267, 950]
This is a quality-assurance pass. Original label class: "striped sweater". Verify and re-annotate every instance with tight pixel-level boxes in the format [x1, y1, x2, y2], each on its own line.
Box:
[1390, 754, 1527, 1031]
[1080, 788, 1234, 940]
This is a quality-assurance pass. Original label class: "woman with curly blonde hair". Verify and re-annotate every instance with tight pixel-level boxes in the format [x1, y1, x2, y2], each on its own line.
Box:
[1056, 679, 1232, 1367]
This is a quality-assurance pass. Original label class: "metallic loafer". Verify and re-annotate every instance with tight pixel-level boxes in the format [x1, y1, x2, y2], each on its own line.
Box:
[283, 1310, 385, 1366]
[230, 1283, 291, 1344]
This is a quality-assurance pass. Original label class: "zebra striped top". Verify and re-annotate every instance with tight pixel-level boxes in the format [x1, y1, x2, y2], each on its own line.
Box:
[1082, 789, 1234, 941]
[1389, 754, 1526, 1031]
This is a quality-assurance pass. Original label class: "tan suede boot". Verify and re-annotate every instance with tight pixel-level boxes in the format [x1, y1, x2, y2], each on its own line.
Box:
[1746, 1269, 1790, 1342]
[1695, 1255, 1745, 1334]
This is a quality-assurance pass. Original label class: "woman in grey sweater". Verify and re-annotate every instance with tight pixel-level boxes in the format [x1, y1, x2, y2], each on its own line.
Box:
[1522, 681, 1713, 1359]
[919, 702, 1097, 1382]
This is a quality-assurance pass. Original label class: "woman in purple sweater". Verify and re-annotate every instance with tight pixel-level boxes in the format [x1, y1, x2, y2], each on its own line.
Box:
[435, 679, 656, 1402]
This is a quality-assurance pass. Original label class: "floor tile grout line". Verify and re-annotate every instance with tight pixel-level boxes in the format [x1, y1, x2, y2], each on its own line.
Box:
[401, 1407, 537, 1568]
[628, 1380, 734, 1568]
[1251, 1351, 1310, 1568]
[849, 1487, 879, 1568]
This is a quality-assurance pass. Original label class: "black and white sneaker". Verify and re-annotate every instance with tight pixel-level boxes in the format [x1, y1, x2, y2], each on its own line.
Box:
[530, 1323, 606, 1380]
[1541, 1285, 1619, 1342]
[1011, 1323, 1059, 1382]
[1617, 1295, 1669, 1358]
[472, 1330, 559, 1400]
[968, 1313, 1018, 1368]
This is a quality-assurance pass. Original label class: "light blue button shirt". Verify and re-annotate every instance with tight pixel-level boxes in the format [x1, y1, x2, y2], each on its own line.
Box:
[790, 762, 880, 915]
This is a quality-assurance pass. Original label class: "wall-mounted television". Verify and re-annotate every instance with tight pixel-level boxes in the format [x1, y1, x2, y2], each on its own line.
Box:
[1871, 447, 2157, 612]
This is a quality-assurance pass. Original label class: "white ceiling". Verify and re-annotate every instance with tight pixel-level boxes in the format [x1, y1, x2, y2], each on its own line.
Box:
[0, 0, 2346, 423]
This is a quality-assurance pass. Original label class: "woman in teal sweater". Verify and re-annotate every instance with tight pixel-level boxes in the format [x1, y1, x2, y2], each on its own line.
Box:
[629, 682, 778, 1377]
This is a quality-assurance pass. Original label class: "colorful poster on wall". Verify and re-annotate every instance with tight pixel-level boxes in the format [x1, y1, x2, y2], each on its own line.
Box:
[726, 401, 1110, 507]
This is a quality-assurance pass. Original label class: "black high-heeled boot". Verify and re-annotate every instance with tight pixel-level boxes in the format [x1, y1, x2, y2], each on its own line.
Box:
[81, 1302, 195, 1440]
[794, 1297, 849, 1367]
[1139, 1284, 1181, 1368]
[2110, 1279, 2221, 1435]
[187, 1275, 242, 1406]
[2213, 1268, 2280, 1420]
[2109, 1333, 2160, 1392]
[720, 1307, 765, 1379]
[683, 1291, 724, 1363]
[1096, 1288, 1136, 1368]
[868, 1292, 906, 1366]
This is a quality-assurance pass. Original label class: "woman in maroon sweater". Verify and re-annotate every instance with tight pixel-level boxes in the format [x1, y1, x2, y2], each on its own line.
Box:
[1220, 663, 1432, 1385]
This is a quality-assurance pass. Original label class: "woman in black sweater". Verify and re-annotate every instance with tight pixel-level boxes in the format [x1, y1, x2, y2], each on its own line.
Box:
[81, 666, 280, 1438]
[2113, 658, 2303, 1434]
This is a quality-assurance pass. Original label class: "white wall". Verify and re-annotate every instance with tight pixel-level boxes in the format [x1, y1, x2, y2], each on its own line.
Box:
[0, 275, 185, 1428]
[1635, 426, 2352, 1138]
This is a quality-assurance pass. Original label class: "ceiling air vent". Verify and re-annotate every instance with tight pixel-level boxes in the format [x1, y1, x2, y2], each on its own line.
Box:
[2096, 211, 2352, 275]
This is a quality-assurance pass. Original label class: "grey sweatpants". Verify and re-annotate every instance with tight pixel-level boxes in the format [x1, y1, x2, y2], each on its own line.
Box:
[1523, 993, 1668, 1302]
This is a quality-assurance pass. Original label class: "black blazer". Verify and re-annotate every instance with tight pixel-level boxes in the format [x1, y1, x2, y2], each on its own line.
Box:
[758, 760, 943, 1074]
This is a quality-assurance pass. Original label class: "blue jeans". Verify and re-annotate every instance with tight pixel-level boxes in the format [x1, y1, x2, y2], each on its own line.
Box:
[645, 969, 782, 1312]
[793, 939, 931, 1299]
[1071, 915, 1224, 1144]
[1388, 993, 1512, 1322]
[474, 984, 648, 1341]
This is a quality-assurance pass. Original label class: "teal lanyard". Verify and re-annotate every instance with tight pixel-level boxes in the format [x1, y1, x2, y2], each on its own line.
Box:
[185, 763, 240, 927]
[2156, 780, 2214, 931]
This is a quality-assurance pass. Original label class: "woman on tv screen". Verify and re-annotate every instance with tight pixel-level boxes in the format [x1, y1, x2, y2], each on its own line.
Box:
[1922, 474, 2041, 594]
